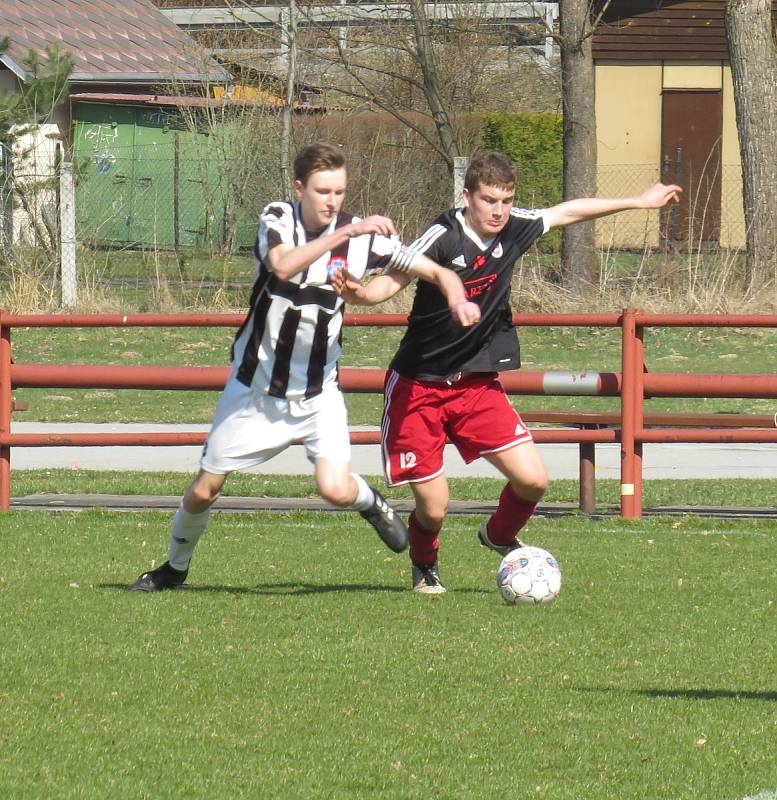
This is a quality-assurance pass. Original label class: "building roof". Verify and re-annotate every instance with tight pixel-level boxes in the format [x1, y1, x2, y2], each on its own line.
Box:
[0, 0, 229, 85]
[69, 90, 326, 113]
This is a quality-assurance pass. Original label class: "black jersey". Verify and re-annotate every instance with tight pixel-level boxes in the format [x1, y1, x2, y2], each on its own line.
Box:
[390, 207, 548, 379]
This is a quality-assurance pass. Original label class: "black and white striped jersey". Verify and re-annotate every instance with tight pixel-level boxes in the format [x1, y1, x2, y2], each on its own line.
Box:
[232, 200, 407, 399]
[390, 207, 549, 379]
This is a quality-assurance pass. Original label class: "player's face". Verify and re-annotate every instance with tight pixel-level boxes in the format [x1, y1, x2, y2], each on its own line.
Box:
[296, 167, 347, 231]
[462, 182, 516, 239]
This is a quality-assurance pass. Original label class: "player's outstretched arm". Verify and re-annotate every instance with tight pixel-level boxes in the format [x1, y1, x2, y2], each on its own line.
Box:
[545, 183, 682, 230]
[332, 269, 409, 306]
[269, 215, 398, 282]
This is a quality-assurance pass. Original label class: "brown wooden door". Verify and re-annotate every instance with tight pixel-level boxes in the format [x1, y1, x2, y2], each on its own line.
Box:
[660, 89, 722, 249]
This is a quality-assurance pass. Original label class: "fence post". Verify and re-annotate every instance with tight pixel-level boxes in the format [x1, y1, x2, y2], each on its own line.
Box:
[633, 315, 645, 516]
[0, 312, 11, 511]
[0, 143, 12, 261]
[620, 307, 641, 519]
[59, 161, 77, 308]
[578, 436, 596, 514]
[453, 156, 468, 206]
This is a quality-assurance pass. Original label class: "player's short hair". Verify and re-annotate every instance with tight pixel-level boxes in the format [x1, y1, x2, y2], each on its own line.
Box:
[294, 141, 346, 185]
[464, 152, 517, 193]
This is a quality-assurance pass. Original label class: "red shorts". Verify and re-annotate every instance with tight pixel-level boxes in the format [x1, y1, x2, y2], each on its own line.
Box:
[381, 370, 533, 486]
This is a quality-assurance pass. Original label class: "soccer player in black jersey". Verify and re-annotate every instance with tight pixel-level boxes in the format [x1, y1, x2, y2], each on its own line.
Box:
[336, 151, 680, 593]
[128, 142, 480, 592]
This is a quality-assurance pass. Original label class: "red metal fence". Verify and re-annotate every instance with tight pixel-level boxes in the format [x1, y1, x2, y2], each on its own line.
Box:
[2, 308, 777, 518]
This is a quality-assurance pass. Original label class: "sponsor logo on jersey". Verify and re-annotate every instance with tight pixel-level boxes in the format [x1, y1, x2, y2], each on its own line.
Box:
[464, 273, 498, 298]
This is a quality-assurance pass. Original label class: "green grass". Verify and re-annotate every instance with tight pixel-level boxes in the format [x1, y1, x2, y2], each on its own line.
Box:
[1, 510, 775, 799]
[9, 470, 777, 510]
[10, 323, 777, 423]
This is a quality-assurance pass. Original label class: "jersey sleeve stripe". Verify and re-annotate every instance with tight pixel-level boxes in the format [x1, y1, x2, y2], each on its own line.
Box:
[410, 224, 447, 254]
[510, 207, 545, 220]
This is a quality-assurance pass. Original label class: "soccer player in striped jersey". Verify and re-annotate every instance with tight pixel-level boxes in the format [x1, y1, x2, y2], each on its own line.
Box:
[336, 151, 680, 593]
[128, 141, 480, 592]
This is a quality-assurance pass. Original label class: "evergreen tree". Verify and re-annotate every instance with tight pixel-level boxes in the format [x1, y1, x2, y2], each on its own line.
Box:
[0, 38, 73, 257]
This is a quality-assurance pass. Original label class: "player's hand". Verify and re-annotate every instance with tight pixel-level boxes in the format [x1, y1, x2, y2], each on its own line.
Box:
[349, 215, 397, 237]
[331, 267, 367, 303]
[450, 299, 481, 327]
[638, 183, 683, 209]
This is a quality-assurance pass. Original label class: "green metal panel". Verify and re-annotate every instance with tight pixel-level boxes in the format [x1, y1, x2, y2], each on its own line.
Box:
[74, 103, 137, 245]
[176, 131, 212, 249]
[74, 101, 255, 251]
[132, 108, 176, 248]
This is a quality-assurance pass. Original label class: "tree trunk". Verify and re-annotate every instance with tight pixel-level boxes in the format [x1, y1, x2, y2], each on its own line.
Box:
[559, 0, 598, 291]
[410, 0, 460, 174]
[725, 0, 777, 291]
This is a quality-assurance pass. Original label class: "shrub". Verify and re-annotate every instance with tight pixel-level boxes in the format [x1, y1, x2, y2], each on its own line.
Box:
[482, 113, 562, 252]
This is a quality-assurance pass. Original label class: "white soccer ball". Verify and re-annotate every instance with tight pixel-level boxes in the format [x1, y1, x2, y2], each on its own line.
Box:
[496, 546, 561, 605]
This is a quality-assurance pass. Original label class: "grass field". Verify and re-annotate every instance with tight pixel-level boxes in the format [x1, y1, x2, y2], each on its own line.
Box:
[4, 282, 777, 797]
[1, 509, 776, 799]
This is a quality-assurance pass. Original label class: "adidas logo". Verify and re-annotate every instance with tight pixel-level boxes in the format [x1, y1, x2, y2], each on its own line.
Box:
[452, 255, 467, 267]
[374, 497, 393, 518]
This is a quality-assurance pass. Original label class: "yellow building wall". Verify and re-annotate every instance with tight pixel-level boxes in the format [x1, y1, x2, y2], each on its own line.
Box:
[663, 61, 722, 89]
[595, 62, 663, 248]
[594, 60, 745, 249]
[721, 65, 744, 249]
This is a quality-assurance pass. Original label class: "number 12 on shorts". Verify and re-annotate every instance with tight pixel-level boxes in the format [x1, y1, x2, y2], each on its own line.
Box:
[400, 451, 417, 469]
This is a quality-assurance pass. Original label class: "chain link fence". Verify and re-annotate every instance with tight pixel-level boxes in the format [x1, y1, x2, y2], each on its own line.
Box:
[0, 149, 750, 311]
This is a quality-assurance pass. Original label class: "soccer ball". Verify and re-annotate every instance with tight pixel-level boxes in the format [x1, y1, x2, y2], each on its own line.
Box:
[497, 546, 561, 605]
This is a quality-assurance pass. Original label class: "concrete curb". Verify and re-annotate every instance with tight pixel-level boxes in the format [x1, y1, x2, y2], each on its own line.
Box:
[9, 493, 777, 519]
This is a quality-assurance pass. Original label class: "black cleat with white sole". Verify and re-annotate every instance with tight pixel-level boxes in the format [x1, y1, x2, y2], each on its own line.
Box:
[360, 488, 408, 553]
[128, 561, 188, 592]
[412, 561, 446, 594]
[477, 523, 525, 557]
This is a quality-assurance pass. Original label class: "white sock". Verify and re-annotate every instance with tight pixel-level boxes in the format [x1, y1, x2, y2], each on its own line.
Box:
[167, 502, 211, 571]
[350, 472, 376, 511]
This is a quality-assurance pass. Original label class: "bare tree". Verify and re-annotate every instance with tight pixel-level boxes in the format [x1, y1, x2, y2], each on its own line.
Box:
[725, 0, 777, 290]
[406, 0, 460, 170]
[556, 0, 597, 289]
[544, 0, 614, 290]
[314, 1, 464, 173]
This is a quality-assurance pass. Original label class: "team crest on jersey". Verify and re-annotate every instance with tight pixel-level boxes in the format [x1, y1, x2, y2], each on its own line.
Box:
[326, 256, 348, 280]
[493, 243, 503, 258]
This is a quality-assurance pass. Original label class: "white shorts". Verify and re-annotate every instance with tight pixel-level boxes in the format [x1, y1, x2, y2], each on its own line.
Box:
[200, 376, 351, 475]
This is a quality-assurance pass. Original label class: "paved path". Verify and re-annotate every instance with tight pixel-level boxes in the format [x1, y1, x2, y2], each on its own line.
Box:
[9, 422, 777, 480]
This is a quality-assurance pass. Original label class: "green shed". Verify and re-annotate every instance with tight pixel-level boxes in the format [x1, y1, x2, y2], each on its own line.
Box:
[73, 98, 254, 251]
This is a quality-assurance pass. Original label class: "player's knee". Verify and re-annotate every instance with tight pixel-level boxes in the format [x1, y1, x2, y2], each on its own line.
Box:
[318, 476, 352, 507]
[185, 480, 221, 510]
[513, 471, 548, 502]
[415, 503, 447, 532]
